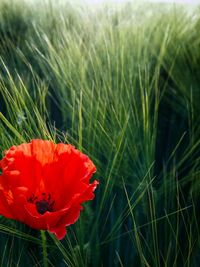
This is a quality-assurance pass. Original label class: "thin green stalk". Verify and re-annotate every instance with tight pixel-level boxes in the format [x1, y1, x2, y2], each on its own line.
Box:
[41, 230, 48, 267]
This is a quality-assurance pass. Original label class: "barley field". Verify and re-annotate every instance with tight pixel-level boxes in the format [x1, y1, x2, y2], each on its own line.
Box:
[0, 1, 200, 266]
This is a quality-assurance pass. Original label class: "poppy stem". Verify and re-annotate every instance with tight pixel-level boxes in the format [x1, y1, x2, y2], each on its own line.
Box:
[41, 230, 48, 267]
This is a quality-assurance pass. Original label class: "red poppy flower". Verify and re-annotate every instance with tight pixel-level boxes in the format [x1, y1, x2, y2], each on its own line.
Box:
[0, 139, 98, 239]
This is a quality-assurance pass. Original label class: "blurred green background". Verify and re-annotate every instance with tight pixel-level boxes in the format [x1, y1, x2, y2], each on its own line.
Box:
[0, 1, 200, 266]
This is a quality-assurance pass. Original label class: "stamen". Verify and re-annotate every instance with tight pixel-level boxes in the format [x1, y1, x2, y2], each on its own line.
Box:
[28, 192, 55, 215]
[36, 200, 53, 214]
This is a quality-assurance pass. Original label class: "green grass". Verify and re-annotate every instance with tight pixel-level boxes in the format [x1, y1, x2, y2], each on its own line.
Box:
[0, 0, 200, 266]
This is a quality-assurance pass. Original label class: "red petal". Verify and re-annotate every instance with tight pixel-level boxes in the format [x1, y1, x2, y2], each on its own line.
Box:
[49, 226, 66, 240]
[0, 190, 13, 218]
[47, 180, 98, 239]
[31, 140, 56, 166]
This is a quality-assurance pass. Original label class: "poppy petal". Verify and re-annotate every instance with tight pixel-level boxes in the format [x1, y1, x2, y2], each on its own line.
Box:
[0, 190, 13, 218]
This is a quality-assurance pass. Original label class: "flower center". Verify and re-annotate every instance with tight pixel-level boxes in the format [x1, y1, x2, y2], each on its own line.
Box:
[28, 193, 55, 215]
[35, 200, 52, 214]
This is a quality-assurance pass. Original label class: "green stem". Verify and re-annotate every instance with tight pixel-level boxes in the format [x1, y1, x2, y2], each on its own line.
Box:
[41, 230, 48, 267]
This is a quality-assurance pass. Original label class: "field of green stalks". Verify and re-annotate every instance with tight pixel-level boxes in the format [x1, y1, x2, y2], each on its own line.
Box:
[0, 1, 200, 266]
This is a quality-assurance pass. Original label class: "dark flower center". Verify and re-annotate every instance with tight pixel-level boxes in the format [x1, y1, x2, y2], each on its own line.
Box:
[28, 193, 55, 215]
[35, 200, 52, 214]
